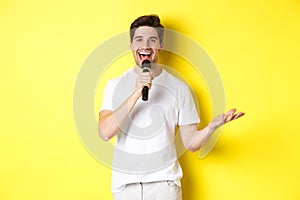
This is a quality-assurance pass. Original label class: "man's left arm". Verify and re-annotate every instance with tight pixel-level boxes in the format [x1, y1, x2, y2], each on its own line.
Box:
[179, 108, 245, 152]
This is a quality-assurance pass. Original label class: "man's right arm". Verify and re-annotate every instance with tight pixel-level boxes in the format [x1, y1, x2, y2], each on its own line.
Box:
[98, 71, 152, 141]
[98, 90, 140, 141]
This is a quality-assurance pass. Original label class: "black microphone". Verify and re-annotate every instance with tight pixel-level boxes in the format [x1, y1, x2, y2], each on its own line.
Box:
[141, 60, 151, 101]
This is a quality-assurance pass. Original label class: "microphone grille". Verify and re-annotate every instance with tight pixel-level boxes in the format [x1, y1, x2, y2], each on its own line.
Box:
[142, 60, 151, 70]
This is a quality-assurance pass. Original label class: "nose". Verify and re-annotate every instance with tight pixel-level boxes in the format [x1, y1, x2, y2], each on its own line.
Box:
[142, 39, 150, 48]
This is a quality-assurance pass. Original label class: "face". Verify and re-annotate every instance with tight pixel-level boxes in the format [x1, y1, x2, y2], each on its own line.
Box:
[130, 26, 163, 67]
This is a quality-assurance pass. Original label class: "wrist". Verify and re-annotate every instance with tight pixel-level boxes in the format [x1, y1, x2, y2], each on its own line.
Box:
[130, 90, 140, 103]
[208, 121, 221, 131]
[208, 122, 216, 132]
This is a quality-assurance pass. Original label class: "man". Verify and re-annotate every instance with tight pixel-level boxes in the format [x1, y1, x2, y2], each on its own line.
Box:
[98, 15, 244, 200]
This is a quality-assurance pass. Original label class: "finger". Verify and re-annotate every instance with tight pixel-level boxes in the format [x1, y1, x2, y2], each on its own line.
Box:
[140, 72, 151, 77]
[224, 109, 235, 119]
[224, 109, 233, 118]
[138, 75, 152, 82]
[139, 75, 152, 83]
[233, 112, 245, 119]
[226, 108, 236, 115]
[225, 114, 234, 123]
[141, 71, 150, 75]
[141, 82, 152, 90]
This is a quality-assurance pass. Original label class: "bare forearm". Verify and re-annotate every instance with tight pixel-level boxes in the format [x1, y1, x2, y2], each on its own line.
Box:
[98, 92, 139, 141]
[188, 122, 218, 152]
[180, 109, 245, 152]
[180, 114, 225, 152]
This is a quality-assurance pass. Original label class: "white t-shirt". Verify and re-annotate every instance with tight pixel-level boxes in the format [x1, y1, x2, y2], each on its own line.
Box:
[100, 68, 200, 192]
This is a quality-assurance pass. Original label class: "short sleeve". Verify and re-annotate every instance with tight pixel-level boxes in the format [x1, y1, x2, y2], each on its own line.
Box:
[99, 80, 116, 112]
[178, 85, 200, 126]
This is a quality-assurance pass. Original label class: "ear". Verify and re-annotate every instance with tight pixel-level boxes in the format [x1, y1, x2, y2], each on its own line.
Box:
[130, 43, 133, 50]
[159, 41, 164, 51]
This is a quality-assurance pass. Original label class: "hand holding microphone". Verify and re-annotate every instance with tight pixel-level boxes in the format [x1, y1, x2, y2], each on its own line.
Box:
[134, 60, 152, 101]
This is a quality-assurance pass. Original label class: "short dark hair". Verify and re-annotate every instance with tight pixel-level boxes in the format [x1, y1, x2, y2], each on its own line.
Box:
[130, 14, 164, 44]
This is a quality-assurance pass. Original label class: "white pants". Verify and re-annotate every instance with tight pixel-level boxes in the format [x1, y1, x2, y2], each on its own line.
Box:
[113, 180, 182, 200]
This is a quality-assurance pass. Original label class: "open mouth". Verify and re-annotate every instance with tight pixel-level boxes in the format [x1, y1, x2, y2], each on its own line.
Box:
[138, 51, 152, 61]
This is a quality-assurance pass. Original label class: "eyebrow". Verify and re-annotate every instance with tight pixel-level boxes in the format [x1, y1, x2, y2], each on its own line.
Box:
[149, 36, 158, 40]
[133, 36, 143, 40]
[133, 36, 159, 40]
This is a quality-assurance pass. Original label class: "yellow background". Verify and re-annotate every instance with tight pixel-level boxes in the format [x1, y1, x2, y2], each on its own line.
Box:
[1, 0, 300, 199]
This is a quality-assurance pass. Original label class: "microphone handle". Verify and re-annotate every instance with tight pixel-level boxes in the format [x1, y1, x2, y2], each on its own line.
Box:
[142, 86, 149, 101]
[141, 60, 151, 101]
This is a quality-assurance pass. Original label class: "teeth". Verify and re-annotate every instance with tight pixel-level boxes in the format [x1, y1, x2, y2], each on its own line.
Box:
[139, 52, 151, 55]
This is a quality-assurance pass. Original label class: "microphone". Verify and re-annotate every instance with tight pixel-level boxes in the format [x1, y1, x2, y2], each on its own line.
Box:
[141, 60, 151, 101]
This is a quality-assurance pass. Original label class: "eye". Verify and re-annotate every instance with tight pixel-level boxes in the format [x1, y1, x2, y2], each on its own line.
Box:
[150, 38, 157, 43]
[135, 38, 142, 42]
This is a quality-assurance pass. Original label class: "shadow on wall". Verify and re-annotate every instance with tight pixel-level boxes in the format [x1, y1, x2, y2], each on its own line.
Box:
[178, 127, 249, 200]
[159, 18, 248, 199]
[159, 18, 210, 199]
